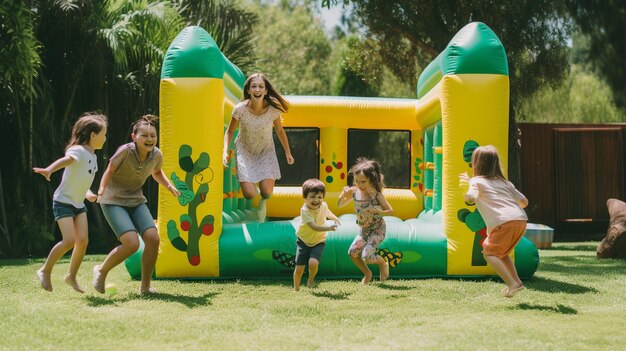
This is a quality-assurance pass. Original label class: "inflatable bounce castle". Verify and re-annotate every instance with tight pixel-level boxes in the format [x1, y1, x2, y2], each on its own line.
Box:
[125, 22, 539, 280]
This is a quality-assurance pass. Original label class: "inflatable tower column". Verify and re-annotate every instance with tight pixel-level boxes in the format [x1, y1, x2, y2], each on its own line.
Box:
[156, 27, 226, 278]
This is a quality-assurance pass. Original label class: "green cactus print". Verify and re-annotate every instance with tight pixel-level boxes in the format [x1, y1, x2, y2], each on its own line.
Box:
[462, 140, 479, 167]
[377, 248, 404, 268]
[457, 208, 487, 266]
[413, 157, 423, 191]
[167, 144, 215, 266]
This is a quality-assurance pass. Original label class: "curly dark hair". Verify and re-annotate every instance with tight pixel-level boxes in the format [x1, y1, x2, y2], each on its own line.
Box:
[348, 157, 385, 192]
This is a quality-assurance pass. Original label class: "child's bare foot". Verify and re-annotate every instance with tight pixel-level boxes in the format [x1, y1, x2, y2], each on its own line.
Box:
[64, 275, 84, 293]
[307, 281, 317, 289]
[93, 265, 105, 294]
[361, 271, 373, 284]
[504, 284, 525, 298]
[37, 269, 52, 292]
[139, 287, 157, 295]
[294, 286, 300, 292]
[379, 261, 390, 281]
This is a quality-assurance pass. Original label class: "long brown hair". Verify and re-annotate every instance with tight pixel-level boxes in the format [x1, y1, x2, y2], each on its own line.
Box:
[348, 157, 386, 193]
[243, 72, 289, 113]
[471, 145, 506, 180]
[66, 112, 108, 151]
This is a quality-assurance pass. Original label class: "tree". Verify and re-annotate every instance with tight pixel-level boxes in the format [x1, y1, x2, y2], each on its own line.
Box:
[0, 0, 42, 257]
[174, 0, 259, 74]
[333, 36, 381, 96]
[324, 0, 573, 184]
[566, 0, 626, 111]
[519, 65, 623, 123]
[248, 1, 333, 95]
[0, 0, 261, 258]
[519, 29, 624, 123]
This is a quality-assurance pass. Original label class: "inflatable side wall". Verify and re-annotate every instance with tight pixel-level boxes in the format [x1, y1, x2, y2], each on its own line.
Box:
[125, 22, 538, 280]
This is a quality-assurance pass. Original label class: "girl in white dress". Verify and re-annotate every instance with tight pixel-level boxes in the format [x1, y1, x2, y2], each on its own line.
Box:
[223, 73, 294, 220]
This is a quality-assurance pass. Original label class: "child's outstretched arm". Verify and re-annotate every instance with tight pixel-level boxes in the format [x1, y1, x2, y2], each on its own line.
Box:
[97, 162, 116, 197]
[273, 118, 294, 165]
[152, 168, 181, 197]
[374, 192, 394, 215]
[306, 221, 337, 232]
[510, 184, 529, 209]
[337, 186, 354, 208]
[327, 208, 341, 227]
[85, 189, 97, 202]
[459, 172, 477, 204]
[518, 197, 529, 209]
[223, 117, 238, 167]
[33, 156, 75, 181]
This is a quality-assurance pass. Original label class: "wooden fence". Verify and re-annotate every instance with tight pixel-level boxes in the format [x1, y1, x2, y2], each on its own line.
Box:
[519, 123, 626, 240]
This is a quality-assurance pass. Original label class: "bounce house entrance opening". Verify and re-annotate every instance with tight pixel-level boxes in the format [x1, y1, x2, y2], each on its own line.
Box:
[347, 129, 412, 189]
[273, 127, 320, 186]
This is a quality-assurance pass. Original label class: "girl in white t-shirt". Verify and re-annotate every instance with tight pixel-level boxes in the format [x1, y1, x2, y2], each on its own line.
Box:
[33, 113, 108, 292]
[459, 145, 528, 298]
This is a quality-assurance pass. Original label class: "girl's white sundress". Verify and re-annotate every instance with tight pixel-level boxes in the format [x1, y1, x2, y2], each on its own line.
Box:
[233, 101, 282, 183]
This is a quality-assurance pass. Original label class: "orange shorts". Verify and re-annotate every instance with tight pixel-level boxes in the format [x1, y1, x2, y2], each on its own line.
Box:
[482, 220, 527, 258]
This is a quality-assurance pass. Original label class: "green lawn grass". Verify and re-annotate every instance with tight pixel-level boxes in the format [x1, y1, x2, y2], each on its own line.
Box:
[1, 242, 624, 350]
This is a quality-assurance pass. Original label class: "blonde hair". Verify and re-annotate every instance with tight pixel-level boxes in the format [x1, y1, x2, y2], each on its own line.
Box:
[348, 157, 385, 193]
[471, 145, 506, 180]
[66, 112, 108, 151]
[243, 73, 289, 113]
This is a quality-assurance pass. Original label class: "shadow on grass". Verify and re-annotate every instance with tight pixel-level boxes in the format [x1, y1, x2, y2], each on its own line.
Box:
[85, 295, 132, 307]
[85, 291, 220, 308]
[375, 282, 414, 291]
[527, 276, 597, 294]
[513, 303, 577, 315]
[547, 243, 599, 252]
[539, 255, 626, 277]
[309, 290, 351, 300]
[233, 279, 293, 288]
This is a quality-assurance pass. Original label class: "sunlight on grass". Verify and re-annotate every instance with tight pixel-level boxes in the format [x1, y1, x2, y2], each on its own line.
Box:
[1, 242, 625, 350]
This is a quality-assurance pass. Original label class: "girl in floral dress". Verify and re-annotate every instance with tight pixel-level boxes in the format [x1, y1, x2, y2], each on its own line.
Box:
[338, 158, 393, 284]
[223, 73, 294, 221]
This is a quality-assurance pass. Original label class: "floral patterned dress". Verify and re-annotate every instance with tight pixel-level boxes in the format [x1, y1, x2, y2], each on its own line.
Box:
[232, 101, 282, 183]
[348, 190, 386, 263]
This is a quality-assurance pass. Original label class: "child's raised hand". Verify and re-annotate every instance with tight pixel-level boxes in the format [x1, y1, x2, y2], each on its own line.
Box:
[340, 186, 352, 197]
[167, 184, 181, 197]
[459, 172, 470, 192]
[33, 167, 51, 181]
[459, 172, 470, 182]
[286, 153, 294, 165]
[222, 152, 229, 167]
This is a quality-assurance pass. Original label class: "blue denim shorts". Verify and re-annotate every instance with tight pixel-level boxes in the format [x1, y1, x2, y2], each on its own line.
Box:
[52, 201, 87, 221]
[100, 203, 156, 238]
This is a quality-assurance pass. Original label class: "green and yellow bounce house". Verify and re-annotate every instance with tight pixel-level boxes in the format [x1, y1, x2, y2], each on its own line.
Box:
[125, 22, 539, 280]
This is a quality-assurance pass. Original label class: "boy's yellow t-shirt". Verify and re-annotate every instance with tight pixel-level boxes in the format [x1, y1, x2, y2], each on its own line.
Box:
[297, 201, 331, 247]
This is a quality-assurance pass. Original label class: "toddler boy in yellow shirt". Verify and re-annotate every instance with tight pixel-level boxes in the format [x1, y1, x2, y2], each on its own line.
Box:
[293, 178, 341, 291]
